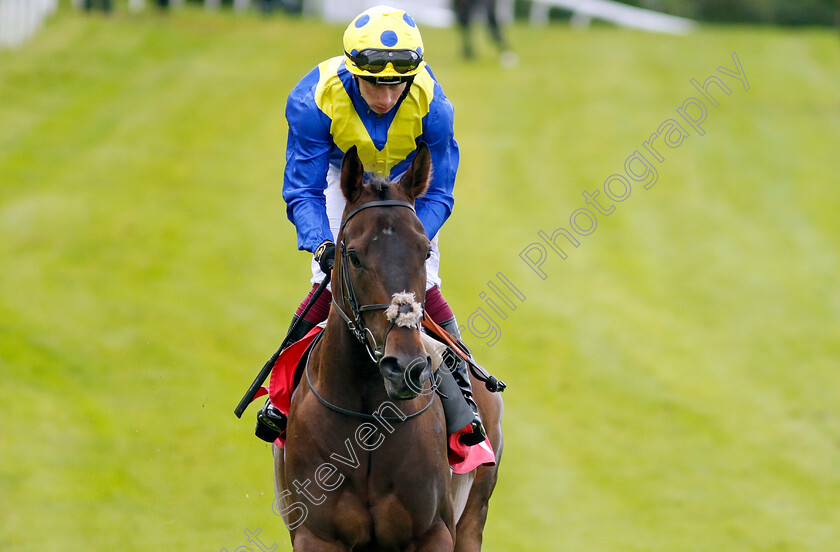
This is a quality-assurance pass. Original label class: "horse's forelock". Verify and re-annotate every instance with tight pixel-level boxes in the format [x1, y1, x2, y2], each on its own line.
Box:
[342, 176, 415, 230]
[368, 176, 392, 200]
[356, 175, 411, 204]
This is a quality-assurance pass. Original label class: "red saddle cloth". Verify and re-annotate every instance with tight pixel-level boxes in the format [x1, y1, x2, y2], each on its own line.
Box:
[257, 327, 495, 473]
[267, 327, 323, 418]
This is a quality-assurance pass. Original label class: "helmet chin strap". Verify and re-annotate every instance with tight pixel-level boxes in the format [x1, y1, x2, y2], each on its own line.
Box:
[400, 76, 415, 98]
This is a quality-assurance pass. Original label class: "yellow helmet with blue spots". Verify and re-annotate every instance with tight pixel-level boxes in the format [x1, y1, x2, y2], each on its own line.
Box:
[343, 5, 426, 80]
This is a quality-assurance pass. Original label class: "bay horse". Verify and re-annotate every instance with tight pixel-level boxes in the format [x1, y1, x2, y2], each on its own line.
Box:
[273, 144, 503, 551]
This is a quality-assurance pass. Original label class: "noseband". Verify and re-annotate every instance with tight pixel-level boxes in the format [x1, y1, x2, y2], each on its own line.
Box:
[330, 200, 423, 363]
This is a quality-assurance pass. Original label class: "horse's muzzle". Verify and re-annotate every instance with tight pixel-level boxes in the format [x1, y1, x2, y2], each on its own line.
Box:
[379, 354, 433, 400]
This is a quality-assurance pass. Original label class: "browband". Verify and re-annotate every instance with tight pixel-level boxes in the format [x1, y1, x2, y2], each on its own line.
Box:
[340, 200, 415, 233]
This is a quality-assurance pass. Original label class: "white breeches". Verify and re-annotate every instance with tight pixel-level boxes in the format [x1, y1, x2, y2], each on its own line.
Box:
[309, 164, 442, 291]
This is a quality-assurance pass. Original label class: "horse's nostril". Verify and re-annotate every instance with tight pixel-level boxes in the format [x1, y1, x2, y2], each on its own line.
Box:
[403, 356, 431, 391]
[379, 354, 431, 396]
[407, 356, 431, 381]
[379, 356, 402, 377]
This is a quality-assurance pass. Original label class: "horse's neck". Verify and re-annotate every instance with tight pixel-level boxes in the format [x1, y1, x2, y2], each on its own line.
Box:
[312, 309, 383, 394]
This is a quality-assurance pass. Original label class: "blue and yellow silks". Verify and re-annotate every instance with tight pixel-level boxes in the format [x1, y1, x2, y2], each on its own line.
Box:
[283, 56, 459, 252]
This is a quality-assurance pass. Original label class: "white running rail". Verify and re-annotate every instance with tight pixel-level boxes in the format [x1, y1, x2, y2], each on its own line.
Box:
[0, 0, 58, 48]
[530, 0, 696, 34]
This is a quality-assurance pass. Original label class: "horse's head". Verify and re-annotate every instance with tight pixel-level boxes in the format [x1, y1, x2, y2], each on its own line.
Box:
[333, 143, 433, 400]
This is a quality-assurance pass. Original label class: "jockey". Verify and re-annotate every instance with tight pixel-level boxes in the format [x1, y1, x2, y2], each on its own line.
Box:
[256, 5, 486, 448]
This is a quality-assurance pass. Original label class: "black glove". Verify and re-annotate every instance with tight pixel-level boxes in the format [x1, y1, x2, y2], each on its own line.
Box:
[314, 240, 336, 275]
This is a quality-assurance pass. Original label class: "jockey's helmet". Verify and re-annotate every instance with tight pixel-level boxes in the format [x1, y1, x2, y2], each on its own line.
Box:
[343, 5, 426, 85]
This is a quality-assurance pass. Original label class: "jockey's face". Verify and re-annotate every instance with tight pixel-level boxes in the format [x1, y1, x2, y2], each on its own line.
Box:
[357, 78, 407, 115]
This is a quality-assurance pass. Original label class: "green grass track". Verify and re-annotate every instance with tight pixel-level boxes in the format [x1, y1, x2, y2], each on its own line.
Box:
[1, 5, 839, 551]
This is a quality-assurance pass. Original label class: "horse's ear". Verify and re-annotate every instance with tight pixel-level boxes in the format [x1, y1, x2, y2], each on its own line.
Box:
[341, 146, 364, 203]
[399, 142, 431, 201]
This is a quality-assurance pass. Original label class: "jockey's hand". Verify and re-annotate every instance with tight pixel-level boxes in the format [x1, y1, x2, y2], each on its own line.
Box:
[315, 240, 336, 275]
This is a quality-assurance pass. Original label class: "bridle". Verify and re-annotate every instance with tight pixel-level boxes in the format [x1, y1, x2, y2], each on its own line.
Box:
[330, 199, 423, 363]
[305, 198, 437, 423]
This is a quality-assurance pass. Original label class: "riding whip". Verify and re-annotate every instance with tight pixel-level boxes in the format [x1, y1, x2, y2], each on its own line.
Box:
[233, 273, 331, 418]
[421, 316, 507, 393]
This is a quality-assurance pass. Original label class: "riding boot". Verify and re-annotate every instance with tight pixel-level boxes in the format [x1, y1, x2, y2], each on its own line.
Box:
[255, 398, 287, 443]
[284, 313, 318, 347]
[436, 368, 475, 435]
[255, 314, 317, 443]
[438, 317, 487, 446]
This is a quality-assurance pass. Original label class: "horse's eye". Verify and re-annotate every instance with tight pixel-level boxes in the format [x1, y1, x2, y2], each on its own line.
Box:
[348, 251, 362, 268]
[425, 248, 432, 260]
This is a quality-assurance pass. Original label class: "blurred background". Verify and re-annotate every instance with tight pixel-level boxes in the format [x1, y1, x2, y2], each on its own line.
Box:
[1, 1, 839, 551]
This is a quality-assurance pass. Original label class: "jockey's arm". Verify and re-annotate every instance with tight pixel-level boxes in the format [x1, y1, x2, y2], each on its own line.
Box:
[282, 71, 334, 253]
[415, 85, 459, 240]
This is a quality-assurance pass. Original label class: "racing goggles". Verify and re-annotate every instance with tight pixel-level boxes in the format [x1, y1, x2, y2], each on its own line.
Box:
[346, 48, 423, 75]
